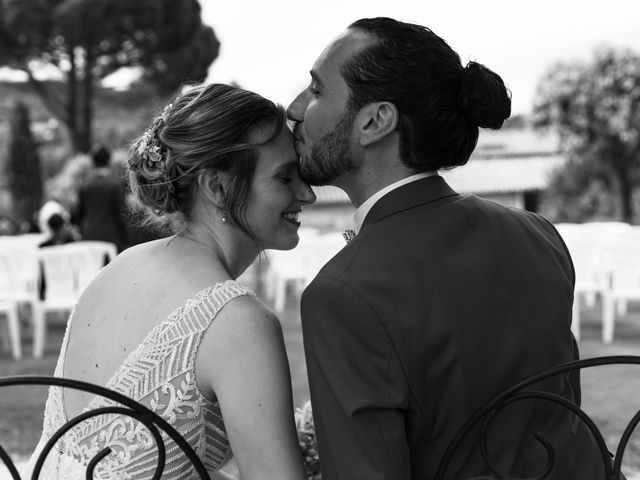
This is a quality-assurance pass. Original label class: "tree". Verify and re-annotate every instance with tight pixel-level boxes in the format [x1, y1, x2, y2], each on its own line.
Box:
[533, 48, 640, 223]
[0, 0, 219, 153]
[539, 154, 617, 223]
[7, 101, 44, 226]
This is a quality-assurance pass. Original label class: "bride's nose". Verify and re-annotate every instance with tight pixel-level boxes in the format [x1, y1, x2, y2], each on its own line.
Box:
[296, 180, 316, 205]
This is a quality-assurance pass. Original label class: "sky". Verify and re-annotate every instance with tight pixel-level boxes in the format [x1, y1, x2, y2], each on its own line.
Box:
[197, 0, 640, 115]
[1, 0, 638, 116]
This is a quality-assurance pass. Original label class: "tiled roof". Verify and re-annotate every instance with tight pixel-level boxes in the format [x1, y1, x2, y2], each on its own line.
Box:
[312, 154, 566, 204]
[442, 155, 565, 194]
[474, 128, 560, 156]
[312, 185, 350, 204]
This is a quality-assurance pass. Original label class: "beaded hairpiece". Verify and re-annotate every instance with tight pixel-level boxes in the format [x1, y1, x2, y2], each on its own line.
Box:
[137, 103, 174, 169]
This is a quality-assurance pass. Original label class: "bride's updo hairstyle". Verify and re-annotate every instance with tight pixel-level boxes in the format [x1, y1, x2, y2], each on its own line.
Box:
[345, 18, 511, 171]
[128, 83, 286, 233]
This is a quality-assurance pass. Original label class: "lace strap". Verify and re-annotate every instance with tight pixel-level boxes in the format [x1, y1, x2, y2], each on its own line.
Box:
[173, 280, 256, 366]
[67, 281, 255, 438]
[104, 280, 255, 392]
[163, 280, 254, 331]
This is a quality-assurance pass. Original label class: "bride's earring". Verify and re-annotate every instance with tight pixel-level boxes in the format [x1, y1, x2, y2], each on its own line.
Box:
[222, 215, 227, 223]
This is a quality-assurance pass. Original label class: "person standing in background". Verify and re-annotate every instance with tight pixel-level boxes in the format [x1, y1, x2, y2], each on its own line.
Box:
[75, 145, 128, 252]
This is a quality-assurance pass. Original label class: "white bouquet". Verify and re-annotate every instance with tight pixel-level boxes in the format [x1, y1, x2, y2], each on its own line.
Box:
[295, 400, 321, 480]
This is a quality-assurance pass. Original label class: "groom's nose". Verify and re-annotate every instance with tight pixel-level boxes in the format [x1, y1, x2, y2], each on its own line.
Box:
[286, 90, 309, 123]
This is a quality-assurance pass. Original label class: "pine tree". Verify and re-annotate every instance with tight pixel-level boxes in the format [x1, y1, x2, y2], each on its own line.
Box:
[7, 101, 43, 227]
[0, 0, 219, 152]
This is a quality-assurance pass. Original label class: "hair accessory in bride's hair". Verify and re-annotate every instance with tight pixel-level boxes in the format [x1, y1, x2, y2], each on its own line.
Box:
[158, 102, 173, 124]
[137, 103, 174, 170]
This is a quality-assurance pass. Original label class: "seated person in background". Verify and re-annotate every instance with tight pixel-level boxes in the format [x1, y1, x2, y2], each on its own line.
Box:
[38, 213, 78, 248]
[38, 213, 79, 299]
[38, 200, 70, 236]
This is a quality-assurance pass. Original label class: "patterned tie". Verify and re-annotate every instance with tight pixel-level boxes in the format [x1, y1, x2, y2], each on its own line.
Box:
[342, 229, 356, 244]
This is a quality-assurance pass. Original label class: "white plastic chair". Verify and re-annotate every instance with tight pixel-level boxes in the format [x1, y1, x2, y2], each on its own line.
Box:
[0, 246, 42, 359]
[64, 241, 117, 294]
[38, 247, 79, 309]
[301, 232, 344, 285]
[0, 299, 21, 359]
[264, 248, 308, 312]
[36, 246, 80, 358]
[556, 224, 613, 341]
[16, 233, 49, 247]
[262, 229, 321, 312]
[35, 242, 117, 358]
[601, 235, 640, 344]
[263, 231, 344, 312]
[0, 250, 22, 359]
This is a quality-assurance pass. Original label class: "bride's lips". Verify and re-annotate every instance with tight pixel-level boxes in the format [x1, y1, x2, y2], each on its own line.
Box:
[282, 210, 301, 227]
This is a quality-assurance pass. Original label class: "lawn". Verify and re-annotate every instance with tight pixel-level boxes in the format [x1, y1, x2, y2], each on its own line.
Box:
[1, 297, 639, 477]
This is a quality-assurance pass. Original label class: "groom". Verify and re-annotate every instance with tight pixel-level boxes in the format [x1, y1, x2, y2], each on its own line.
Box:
[288, 17, 602, 480]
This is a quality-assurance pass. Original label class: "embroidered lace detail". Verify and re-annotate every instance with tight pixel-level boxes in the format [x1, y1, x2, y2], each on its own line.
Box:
[28, 280, 255, 479]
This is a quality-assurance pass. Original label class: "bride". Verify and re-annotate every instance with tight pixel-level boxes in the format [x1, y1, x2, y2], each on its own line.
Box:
[27, 83, 316, 479]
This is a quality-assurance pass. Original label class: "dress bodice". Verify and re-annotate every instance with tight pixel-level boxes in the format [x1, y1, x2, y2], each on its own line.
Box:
[29, 280, 255, 479]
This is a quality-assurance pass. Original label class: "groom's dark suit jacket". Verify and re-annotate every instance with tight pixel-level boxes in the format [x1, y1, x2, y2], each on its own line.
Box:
[301, 176, 602, 480]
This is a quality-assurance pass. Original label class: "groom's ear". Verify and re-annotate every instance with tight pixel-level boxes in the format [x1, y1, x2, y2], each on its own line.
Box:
[357, 101, 399, 147]
[197, 170, 226, 209]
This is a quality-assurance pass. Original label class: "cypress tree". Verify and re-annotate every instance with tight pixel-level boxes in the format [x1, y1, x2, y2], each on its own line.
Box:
[7, 101, 43, 228]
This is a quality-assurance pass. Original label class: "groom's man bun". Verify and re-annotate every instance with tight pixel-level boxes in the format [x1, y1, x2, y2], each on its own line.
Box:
[344, 17, 511, 172]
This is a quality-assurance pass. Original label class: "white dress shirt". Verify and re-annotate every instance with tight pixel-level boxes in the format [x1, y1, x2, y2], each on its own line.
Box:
[353, 172, 439, 234]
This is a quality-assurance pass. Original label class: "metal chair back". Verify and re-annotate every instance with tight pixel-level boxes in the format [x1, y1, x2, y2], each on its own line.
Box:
[0, 375, 210, 479]
[435, 355, 640, 480]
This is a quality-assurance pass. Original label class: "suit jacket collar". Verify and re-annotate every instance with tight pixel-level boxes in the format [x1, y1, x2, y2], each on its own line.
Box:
[360, 175, 459, 232]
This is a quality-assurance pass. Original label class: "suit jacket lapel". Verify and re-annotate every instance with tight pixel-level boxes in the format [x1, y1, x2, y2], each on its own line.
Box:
[361, 175, 459, 232]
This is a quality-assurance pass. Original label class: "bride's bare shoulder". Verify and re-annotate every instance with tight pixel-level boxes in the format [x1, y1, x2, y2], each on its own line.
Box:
[76, 237, 180, 307]
[215, 293, 280, 332]
[195, 292, 286, 397]
[196, 293, 284, 357]
[108, 238, 171, 266]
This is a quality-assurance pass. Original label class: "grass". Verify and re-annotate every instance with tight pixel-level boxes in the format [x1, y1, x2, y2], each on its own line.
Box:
[1, 296, 640, 477]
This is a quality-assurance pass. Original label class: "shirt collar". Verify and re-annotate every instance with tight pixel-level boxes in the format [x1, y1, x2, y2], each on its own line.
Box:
[353, 171, 438, 233]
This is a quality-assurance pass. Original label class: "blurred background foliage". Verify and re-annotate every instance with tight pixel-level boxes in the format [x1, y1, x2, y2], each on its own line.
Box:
[0, 0, 220, 228]
[0, 80, 171, 221]
[534, 47, 640, 224]
[0, 1, 639, 228]
[0, 0, 219, 152]
[7, 101, 44, 225]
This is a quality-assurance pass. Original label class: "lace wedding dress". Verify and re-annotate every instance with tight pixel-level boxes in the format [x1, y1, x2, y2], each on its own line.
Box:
[27, 280, 254, 479]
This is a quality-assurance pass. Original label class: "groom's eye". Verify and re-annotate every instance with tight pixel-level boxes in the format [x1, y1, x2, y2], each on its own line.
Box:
[309, 81, 321, 96]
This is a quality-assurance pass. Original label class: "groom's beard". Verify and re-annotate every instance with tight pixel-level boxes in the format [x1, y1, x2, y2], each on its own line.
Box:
[300, 110, 356, 186]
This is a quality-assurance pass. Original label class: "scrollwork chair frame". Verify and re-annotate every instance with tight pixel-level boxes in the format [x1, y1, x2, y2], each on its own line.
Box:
[435, 355, 640, 480]
[0, 375, 210, 480]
